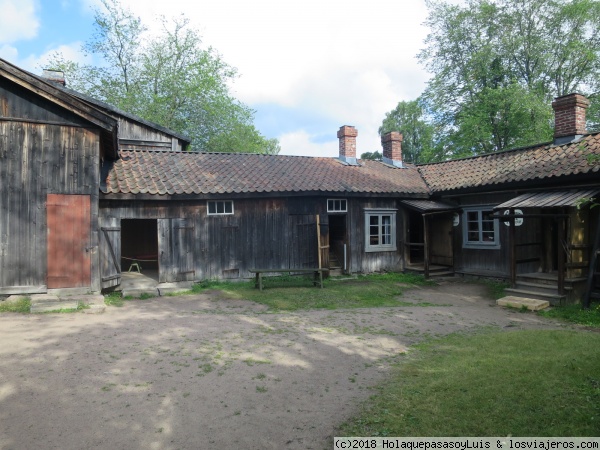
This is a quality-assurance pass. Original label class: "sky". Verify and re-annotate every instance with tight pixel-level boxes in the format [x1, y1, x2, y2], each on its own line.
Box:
[0, 0, 432, 157]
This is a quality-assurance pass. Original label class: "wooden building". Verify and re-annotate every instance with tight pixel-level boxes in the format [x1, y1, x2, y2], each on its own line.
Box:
[0, 59, 188, 295]
[1, 57, 599, 304]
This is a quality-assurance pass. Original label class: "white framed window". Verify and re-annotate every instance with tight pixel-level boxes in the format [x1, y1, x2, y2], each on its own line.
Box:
[364, 209, 397, 252]
[462, 207, 499, 248]
[207, 200, 234, 215]
[327, 199, 347, 212]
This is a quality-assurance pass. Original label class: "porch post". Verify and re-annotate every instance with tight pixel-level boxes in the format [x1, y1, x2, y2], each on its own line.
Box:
[509, 210, 516, 288]
[423, 215, 430, 279]
[557, 214, 566, 297]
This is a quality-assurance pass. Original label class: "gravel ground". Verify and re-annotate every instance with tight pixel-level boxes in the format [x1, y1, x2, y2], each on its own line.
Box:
[0, 280, 567, 450]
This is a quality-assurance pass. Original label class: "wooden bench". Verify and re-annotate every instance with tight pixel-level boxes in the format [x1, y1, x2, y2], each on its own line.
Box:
[248, 268, 325, 291]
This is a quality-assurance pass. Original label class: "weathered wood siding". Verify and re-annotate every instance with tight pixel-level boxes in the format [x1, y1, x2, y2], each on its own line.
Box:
[99, 195, 405, 284]
[118, 118, 184, 151]
[0, 120, 100, 293]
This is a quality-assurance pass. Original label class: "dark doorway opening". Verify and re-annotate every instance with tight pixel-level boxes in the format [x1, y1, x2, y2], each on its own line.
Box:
[121, 219, 159, 273]
[328, 214, 347, 272]
[407, 211, 424, 264]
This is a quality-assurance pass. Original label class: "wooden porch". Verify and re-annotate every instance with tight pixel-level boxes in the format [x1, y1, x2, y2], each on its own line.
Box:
[504, 271, 588, 305]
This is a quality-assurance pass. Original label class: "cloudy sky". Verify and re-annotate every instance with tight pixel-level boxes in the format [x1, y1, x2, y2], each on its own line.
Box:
[0, 0, 432, 157]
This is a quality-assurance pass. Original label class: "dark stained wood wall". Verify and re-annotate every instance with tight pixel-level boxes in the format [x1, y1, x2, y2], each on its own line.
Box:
[0, 118, 100, 293]
[118, 118, 184, 151]
[99, 195, 405, 284]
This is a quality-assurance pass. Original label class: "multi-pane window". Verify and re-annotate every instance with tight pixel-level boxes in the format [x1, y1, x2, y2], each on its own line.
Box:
[207, 200, 234, 215]
[327, 199, 347, 212]
[365, 209, 397, 252]
[463, 208, 499, 247]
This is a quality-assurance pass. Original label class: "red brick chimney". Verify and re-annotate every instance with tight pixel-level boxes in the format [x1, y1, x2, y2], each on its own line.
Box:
[552, 93, 589, 144]
[337, 125, 358, 164]
[381, 131, 403, 168]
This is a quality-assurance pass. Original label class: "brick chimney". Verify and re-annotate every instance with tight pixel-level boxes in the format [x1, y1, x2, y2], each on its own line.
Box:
[337, 125, 358, 164]
[552, 93, 589, 145]
[381, 131, 403, 168]
[42, 69, 66, 86]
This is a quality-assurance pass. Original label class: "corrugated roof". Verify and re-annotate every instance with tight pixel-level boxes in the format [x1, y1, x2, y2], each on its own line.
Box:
[401, 199, 459, 212]
[418, 133, 600, 193]
[495, 189, 600, 209]
[102, 151, 430, 196]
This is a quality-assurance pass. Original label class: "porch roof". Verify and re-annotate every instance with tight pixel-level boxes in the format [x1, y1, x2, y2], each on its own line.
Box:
[495, 189, 599, 209]
[400, 199, 460, 213]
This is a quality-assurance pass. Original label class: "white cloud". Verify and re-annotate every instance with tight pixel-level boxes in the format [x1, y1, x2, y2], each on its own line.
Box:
[0, 44, 19, 62]
[0, 0, 40, 43]
[10, 42, 88, 73]
[278, 130, 338, 158]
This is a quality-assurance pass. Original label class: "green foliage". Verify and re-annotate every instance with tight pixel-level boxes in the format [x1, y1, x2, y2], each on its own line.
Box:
[379, 99, 437, 164]
[0, 297, 31, 313]
[190, 272, 432, 311]
[340, 330, 600, 436]
[407, 0, 600, 160]
[360, 151, 382, 161]
[47, 0, 278, 154]
[538, 303, 600, 327]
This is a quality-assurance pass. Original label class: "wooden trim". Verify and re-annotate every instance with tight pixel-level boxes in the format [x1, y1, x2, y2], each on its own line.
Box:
[0, 285, 47, 295]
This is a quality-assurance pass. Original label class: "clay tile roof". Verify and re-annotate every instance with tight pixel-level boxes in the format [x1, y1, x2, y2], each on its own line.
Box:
[418, 132, 600, 193]
[102, 151, 430, 197]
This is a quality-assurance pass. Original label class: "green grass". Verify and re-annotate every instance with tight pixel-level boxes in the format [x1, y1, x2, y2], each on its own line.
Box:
[539, 302, 600, 328]
[190, 272, 432, 311]
[483, 279, 510, 300]
[339, 330, 600, 437]
[0, 297, 31, 313]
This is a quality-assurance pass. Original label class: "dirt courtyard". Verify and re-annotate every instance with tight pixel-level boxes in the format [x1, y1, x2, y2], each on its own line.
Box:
[0, 281, 566, 450]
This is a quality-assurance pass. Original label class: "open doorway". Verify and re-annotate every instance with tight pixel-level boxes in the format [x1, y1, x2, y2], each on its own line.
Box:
[328, 214, 347, 273]
[407, 211, 424, 264]
[121, 219, 159, 281]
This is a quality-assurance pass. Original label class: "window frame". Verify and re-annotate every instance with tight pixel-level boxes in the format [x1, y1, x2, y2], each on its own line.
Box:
[364, 208, 397, 252]
[207, 200, 234, 216]
[462, 206, 500, 249]
[327, 198, 348, 213]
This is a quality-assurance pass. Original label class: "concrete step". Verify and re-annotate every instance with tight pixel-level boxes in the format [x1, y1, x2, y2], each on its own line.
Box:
[30, 294, 79, 313]
[504, 288, 565, 305]
[497, 296, 550, 311]
[121, 288, 159, 298]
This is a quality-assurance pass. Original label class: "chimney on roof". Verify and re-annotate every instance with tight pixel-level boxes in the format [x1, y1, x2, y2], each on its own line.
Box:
[381, 131, 403, 168]
[552, 93, 589, 145]
[42, 69, 66, 87]
[337, 125, 358, 164]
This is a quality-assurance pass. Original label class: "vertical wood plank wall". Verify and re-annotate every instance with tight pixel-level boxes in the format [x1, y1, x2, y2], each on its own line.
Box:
[100, 196, 405, 283]
[0, 121, 100, 293]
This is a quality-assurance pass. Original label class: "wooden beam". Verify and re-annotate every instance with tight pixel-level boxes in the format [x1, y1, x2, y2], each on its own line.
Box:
[316, 214, 322, 270]
[509, 210, 516, 288]
[557, 214, 566, 297]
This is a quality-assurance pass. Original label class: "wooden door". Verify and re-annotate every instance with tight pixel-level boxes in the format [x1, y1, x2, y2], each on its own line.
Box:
[289, 215, 318, 269]
[47, 194, 91, 289]
[158, 218, 196, 282]
[100, 216, 121, 290]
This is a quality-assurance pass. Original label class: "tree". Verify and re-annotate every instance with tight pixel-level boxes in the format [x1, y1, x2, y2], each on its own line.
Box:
[417, 0, 600, 158]
[48, 0, 278, 154]
[360, 151, 382, 161]
[379, 99, 437, 164]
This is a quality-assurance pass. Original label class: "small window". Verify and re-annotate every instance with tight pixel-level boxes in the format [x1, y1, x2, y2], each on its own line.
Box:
[327, 199, 347, 212]
[207, 200, 234, 215]
[364, 209, 397, 252]
[463, 207, 499, 248]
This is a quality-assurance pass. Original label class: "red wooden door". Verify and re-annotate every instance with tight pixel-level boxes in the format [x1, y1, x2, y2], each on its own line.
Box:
[47, 194, 91, 289]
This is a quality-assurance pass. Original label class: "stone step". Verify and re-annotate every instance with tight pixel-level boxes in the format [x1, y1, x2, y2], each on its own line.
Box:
[30, 300, 79, 313]
[504, 288, 565, 305]
[497, 296, 550, 311]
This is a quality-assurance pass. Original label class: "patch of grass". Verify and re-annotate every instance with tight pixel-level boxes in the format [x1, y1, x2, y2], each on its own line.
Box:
[190, 272, 432, 311]
[339, 330, 600, 437]
[255, 386, 268, 393]
[0, 297, 31, 313]
[483, 279, 510, 300]
[104, 292, 124, 307]
[539, 303, 600, 328]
